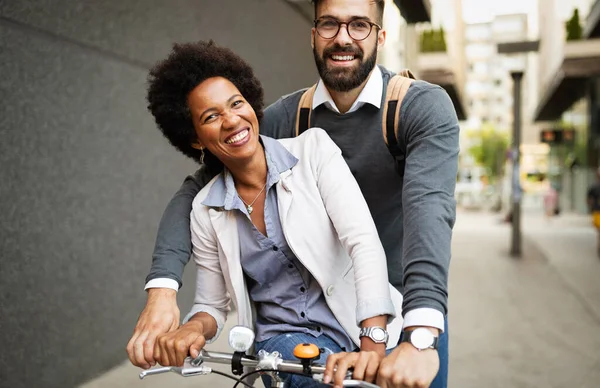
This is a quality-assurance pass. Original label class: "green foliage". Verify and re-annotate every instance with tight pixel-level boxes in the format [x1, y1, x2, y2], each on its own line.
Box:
[419, 27, 447, 53]
[467, 125, 510, 183]
[565, 8, 583, 41]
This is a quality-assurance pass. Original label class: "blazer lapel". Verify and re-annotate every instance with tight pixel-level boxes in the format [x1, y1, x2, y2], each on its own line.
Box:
[207, 208, 251, 326]
[276, 170, 294, 227]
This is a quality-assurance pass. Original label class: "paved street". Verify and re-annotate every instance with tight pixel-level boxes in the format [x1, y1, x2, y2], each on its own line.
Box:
[449, 209, 600, 388]
[81, 209, 600, 388]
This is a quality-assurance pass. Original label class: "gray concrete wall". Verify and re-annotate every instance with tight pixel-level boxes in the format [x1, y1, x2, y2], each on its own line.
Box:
[0, 1, 316, 387]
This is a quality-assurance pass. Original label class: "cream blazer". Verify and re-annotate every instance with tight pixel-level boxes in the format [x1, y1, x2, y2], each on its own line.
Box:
[186, 128, 404, 348]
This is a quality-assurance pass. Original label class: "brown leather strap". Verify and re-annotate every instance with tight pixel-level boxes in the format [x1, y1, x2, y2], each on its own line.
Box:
[397, 68, 416, 80]
[295, 84, 317, 137]
[391, 75, 413, 141]
[382, 75, 402, 147]
[382, 73, 414, 177]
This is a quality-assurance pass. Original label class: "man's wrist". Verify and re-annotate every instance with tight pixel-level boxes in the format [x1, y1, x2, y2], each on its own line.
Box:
[399, 327, 440, 351]
[147, 288, 177, 300]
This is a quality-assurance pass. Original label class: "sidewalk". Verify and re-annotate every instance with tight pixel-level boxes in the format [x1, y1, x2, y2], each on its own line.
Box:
[449, 209, 600, 388]
[81, 209, 600, 388]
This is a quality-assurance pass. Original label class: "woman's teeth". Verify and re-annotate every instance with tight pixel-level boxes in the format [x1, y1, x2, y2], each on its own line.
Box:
[226, 129, 249, 144]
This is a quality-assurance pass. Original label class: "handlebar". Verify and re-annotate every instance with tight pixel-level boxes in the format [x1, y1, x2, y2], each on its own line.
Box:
[194, 348, 326, 374]
[139, 348, 380, 388]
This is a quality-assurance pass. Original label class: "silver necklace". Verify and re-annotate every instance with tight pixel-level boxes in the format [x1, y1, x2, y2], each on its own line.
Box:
[238, 182, 267, 215]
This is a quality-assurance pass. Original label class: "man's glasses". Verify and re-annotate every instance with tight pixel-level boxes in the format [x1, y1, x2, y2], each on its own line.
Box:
[314, 17, 381, 41]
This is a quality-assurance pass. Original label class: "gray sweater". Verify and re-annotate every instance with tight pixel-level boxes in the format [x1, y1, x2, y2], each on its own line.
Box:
[146, 66, 459, 317]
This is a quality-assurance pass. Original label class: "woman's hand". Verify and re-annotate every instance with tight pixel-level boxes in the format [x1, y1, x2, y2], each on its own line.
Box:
[153, 320, 206, 367]
[323, 350, 384, 388]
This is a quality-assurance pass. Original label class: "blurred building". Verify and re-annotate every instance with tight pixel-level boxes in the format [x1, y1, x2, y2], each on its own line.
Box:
[458, 14, 542, 209]
[464, 15, 532, 133]
[381, 0, 467, 122]
[533, 0, 600, 213]
[382, 0, 472, 204]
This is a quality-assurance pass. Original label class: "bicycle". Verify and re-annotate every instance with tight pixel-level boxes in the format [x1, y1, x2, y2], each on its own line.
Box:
[139, 325, 380, 388]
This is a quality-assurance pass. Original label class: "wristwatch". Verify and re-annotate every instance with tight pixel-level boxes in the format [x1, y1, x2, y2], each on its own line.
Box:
[400, 328, 439, 350]
[359, 326, 389, 344]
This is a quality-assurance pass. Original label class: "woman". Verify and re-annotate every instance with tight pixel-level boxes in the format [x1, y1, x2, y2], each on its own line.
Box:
[146, 40, 403, 387]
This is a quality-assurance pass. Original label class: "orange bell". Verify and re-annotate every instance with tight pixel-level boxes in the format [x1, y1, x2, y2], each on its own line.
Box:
[293, 343, 321, 360]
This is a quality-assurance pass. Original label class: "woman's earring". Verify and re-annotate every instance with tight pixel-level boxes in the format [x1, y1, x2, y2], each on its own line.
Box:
[200, 148, 205, 164]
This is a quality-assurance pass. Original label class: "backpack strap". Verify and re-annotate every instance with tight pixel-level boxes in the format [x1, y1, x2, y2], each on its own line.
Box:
[397, 69, 416, 79]
[382, 72, 414, 176]
[295, 84, 317, 137]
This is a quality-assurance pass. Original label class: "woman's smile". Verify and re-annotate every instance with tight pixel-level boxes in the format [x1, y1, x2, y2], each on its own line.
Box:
[225, 128, 251, 146]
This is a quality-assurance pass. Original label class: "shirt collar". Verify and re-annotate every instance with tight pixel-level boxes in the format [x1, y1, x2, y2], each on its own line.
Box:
[201, 135, 298, 210]
[312, 64, 383, 114]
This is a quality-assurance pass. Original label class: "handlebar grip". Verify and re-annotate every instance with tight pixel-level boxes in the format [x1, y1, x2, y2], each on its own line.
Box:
[341, 380, 380, 388]
[139, 367, 174, 379]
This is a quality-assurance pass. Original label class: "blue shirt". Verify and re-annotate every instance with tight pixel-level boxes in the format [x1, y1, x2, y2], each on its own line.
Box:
[201, 136, 355, 351]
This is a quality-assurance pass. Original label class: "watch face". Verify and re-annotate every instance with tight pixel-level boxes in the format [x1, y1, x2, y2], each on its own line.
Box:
[371, 327, 386, 342]
[410, 328, 434, 349]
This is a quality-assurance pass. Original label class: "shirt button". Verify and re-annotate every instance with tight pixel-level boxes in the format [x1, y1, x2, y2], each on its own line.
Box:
[287, 264, 294, 269]
[300, 312, 306, 318]
[300, 287, 306, 293]
[272, 246, 279, 251]
[326, 285, 334, 296]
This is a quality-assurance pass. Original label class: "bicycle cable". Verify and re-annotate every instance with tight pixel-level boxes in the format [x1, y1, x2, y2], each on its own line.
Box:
[231, 369, 314, 388]
[211, 369, 255, 388]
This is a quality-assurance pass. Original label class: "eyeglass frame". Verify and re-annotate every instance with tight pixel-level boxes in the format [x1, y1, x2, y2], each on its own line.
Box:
[313, 17, 382, 41]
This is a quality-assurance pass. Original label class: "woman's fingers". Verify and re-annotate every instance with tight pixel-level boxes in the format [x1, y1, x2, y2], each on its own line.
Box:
[154, 334, 171, 366]
[188, 332, 207, 359]
[324, 352, 354, 385]
[152, 327, 206, 366]
[333, 353, 357, 387]
[357, 351, 382, 382]
[351, 351, 371, 381]
[324, 351, 382, 387]
[323, 352, 343, 384]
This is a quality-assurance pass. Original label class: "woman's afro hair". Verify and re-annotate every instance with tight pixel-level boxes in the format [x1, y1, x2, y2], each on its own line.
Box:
[147, 40, 264, 166]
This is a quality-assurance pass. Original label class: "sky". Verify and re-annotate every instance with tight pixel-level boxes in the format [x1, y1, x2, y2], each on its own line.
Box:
[461, 0, 538, 23]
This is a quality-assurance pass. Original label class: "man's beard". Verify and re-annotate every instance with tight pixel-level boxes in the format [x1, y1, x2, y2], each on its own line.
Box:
[313, 43, 377, 92]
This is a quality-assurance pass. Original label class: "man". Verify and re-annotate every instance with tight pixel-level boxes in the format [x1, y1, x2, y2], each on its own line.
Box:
[587, 167, 600, 257]
[127, 0, 459, 387]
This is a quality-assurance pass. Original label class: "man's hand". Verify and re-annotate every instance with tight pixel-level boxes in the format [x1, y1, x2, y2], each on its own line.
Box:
[126, 288, 180, 369]
[153, 320, 206, 367]
[323, 351, 383, 388]
[376, 342, 439, 388]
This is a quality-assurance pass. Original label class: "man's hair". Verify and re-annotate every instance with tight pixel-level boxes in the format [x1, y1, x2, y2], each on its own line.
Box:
[311, 0, 385, 24]
[146, 40, 264, 167]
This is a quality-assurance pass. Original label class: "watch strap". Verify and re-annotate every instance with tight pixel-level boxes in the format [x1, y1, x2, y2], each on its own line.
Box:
[399, 329, 439, 350]
[359, 326, 389, 343]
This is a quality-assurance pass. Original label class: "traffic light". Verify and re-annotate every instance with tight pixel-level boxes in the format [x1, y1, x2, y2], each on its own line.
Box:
[539, 128, 575, 144]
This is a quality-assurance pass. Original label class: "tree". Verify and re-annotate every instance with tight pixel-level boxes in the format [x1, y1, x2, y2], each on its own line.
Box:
[565, 8, 583, 41]
[419, 27, 447, 53]
[467, 125, 510, 184]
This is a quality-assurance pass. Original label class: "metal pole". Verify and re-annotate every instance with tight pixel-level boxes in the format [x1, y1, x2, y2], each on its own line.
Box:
[511, 71, 523, 257]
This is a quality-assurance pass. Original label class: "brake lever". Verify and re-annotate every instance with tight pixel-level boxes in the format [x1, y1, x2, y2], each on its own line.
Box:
[139, 357, 212, 379]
